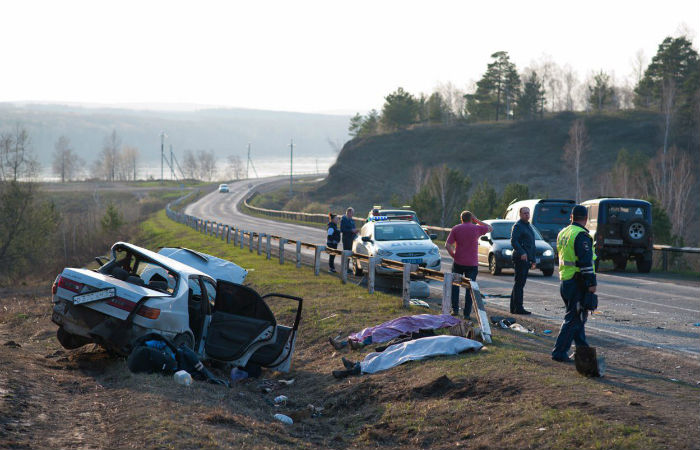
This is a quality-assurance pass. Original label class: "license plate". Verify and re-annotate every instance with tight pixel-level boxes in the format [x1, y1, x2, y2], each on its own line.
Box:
[604, 238, 623, 245]
[403, 258, 423, 264]
[73, 288, 115, 305]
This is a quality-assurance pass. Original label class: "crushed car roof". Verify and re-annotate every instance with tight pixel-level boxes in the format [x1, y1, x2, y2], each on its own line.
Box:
[157, 247, 248, 284]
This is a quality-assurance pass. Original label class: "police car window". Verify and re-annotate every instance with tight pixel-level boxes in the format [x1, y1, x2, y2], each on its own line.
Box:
[534, 204, 572, 225]
[607, 205, 647, 221]
[375, 223, 428, 241]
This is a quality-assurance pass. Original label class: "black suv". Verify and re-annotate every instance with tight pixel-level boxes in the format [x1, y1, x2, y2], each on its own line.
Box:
[582, 198, 653, 273]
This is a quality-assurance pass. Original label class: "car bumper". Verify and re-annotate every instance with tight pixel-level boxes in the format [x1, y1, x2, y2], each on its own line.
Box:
[493, 254, 555, 270]
[371, 257, 441, 275]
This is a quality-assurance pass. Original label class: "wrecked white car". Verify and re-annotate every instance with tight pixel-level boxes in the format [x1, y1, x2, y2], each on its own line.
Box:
[51, 242, 302, 372]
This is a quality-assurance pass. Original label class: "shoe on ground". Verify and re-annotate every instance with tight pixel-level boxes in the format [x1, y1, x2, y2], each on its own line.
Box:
[328, 336, 345, 351]
[332, 364, 361, 379]
[513, 309, 532, 315]
[552, 355, 573, 363]
[329, 267, 337, 273]
[348, 339, 364, 350]
[341, 356, 357, 369]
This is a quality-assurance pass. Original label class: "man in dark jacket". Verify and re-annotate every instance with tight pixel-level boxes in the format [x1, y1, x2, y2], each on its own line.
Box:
[510, 207, 536, 314]
[340, 207, 358, 248]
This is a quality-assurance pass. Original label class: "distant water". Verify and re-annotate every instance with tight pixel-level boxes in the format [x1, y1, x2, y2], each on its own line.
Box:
[38, 155, 336, 182]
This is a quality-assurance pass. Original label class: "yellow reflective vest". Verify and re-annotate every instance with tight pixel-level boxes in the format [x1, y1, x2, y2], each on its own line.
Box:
[557, 224, 596, 281]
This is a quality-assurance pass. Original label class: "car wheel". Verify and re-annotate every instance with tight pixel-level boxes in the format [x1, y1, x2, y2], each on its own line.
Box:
[636, 258, 652, 273]
[352, 258, 364, 276]
[489, 254, 501, 275]
[173, 332, 195, 350]
[613, 256, 627, 271]
[542, 268, 554, 277]
[56, 327, 90, 350]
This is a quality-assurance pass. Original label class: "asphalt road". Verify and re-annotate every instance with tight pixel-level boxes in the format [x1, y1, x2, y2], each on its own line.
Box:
[186, 178, 700, 357]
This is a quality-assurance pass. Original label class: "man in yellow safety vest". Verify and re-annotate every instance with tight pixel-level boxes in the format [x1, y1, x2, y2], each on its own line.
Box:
[552, 205, 597, 362]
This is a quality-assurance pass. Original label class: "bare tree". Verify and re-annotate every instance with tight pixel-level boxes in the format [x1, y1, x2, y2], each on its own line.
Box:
[563, 119, 589, 203]
[648, 147, 695, 238]
[562, 65, 579, 111]
[182, 150, 198, 179]
[427, 164, 470, 228]
[121, 146, 139, 181]
[661, 78, 676, 191]
[631, 49, 647, 85]
[326, 138, 344, 154]
[227, 155, 244, 180]
[411, 164, 429, 196]
[51, 136, 83, 182]
[197, 150, 216, 181]
[100, 130, 122, 182]
[0, 124, 38, 181]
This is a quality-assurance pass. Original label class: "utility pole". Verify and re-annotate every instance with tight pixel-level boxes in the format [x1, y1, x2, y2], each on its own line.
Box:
[169, 145, 175, 179]
[160, 131, 165, 182]
[246, 143, 251, 179]
[289, 138, 294, 195]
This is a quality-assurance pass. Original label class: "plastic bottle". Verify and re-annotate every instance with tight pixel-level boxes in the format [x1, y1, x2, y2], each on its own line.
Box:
[274, 395, 288, 404]
[274, 413, 293, 425]
[174, 370, 193, 386]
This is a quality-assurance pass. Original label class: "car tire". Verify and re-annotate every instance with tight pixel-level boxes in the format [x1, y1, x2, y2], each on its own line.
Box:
[623, 219, 648, 245]
[56, 327, 90, 350]
[352, 258, 364, 276]
[542, 268, 554, 277]
[636, 258, 652, 273]
[613, 256, 627, 271]
[173, 332, 195, 350]
[489, 254, 501, 275]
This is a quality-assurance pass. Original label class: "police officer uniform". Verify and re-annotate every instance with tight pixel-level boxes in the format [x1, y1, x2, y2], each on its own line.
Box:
[552, 205, 597, 362]
[327, 219, 341, 272]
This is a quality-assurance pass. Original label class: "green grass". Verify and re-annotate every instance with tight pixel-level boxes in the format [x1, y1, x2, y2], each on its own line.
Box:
[129, 210, 695, 449]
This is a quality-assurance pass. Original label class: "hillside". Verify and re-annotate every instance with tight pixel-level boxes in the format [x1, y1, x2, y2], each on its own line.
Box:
[302, 111, 692, 214]
[0, 103, 349, 167]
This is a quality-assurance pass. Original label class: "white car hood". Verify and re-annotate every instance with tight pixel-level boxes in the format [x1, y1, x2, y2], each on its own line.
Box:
[375, 240, 437, 252]
[157, 247, 247, 284]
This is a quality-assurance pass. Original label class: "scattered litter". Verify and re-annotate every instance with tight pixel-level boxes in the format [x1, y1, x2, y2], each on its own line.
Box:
[230, 367, 249, 382]
[675, 366, 681, 369]
[274, 414, 293, 425]
[537, 427, 547, 431]
[693, 323, 700, 327]
[320, 314, 338, 321]
[174, 370, 193, 386]
[3, 340, 21, 348]
[274, 395, 288, 405]
[259, 378, 295, 393]
[509, 323, 533, 333]
[669, 378, 678, 382]
[543, 330, 552, 335]
[409, 299, 430, 308]
[491, 316, 516, 327]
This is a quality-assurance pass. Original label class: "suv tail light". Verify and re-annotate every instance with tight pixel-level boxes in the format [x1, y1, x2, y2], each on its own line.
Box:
[57, 276, 84, 293]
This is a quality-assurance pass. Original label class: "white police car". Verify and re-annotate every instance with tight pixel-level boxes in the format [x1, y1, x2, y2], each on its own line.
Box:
[351, 216, 441, 276]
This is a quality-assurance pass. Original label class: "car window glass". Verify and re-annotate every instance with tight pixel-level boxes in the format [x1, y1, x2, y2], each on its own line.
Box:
[188, 278, 202, 297]
[375, 223, 428, 241]
[202, 279, 217, 307]
[587, 204, 599, 227]
[606, 205, 647, 221]
[534, 204, 573, 225]
[491, 222, 515, 240]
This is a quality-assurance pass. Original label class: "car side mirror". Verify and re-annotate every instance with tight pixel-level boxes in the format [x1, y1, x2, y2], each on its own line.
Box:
[480, 235, 489, 242]
[361, 236, 372, 243]
[429, 233, 438, 240]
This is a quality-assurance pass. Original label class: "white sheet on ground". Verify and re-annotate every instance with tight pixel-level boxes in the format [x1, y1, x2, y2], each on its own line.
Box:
[359, 335, 482, 374]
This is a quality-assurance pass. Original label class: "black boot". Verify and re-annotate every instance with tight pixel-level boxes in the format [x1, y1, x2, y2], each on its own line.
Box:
[341, 357, 357, 369]
[332, 363, 361, 379]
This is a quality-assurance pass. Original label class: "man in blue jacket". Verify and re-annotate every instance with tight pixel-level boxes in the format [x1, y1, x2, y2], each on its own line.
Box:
[510, 207, 536, 314]
[340, 207, 358, 252]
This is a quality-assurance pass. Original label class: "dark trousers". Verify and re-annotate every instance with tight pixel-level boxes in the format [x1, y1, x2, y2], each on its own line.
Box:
[342, 234, 354, 251]
[327, 243, 338, 269]
[451, 263, 478, 317]
[510, 259, 530, 312]
[552, 279, 589, 359]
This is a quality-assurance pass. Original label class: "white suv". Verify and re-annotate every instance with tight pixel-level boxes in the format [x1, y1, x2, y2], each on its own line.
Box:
[351, 218, 441, 276]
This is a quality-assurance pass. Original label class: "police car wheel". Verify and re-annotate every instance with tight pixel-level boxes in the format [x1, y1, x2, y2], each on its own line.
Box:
[542, 268, 554, 277]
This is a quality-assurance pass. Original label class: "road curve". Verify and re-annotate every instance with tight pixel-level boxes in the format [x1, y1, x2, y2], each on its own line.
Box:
[185, 178, 700, 357]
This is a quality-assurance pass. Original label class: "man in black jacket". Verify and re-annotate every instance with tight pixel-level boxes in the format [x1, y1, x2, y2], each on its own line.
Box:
[510, 207, 536, 314]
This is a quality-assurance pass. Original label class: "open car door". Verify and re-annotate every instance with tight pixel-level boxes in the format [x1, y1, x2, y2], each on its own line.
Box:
[247, 292, 303, 372]
[204, 281, 278, 368]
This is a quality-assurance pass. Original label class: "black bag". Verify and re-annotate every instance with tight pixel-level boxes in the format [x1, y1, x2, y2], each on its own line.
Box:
[574, 346, 605, 377]
[582, 292, 598, 311]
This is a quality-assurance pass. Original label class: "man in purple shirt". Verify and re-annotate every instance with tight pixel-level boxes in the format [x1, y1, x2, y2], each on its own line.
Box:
[445, 211, 492, 318]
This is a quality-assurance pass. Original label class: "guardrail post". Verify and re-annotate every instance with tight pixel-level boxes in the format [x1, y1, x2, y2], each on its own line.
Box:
[225, 225, 230, 244]
[442, 273, 454, 315]
[231, 227, 237, 245]
[238, 230, 243, 249]
[257, 234, 263, 255]
[249, 232, 253, 252]
[662, 251, 668, 271]
[220, 224, 225, 241]
[341, 250, 351, 283]
[402, 264, 414, 308]
[368, 256, 378, 294]
[314, 246, 325, 275]
[468, 280, 492, 344]
[210, 222, 215, 237]
[266, 235, 272, 260]
[296, 241, 302, 268]
[279, 239, 287, 264]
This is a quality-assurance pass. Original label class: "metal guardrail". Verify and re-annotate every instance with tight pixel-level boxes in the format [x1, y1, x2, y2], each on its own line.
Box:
[165, 196, 493, 343]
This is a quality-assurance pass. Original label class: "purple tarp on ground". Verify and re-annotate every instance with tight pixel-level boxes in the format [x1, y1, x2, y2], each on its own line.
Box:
[348, 314, 461, 344]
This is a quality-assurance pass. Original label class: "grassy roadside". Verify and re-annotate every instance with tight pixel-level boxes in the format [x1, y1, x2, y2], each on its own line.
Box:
[130, 210, 698, 449]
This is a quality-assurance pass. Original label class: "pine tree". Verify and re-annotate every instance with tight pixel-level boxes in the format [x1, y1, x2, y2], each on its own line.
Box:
[516, 72, 546, 120]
